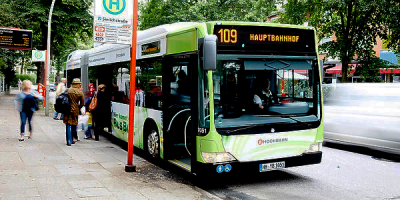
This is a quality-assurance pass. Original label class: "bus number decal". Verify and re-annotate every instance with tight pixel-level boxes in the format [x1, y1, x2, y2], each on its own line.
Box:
[217, 29, 238, 44]
[198, 128, 208, 135]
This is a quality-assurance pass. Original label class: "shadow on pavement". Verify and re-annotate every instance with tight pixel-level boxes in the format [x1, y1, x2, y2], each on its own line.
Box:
[323, 141, 400, 163]
[99, 130, 312, 191]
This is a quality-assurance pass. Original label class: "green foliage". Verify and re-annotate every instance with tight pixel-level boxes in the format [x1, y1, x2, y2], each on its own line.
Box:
[11, 74, 37, 87]
[356, 58, 389, 82]
[280, 0, 400, 82]
[0, 0, 94, 84]
[139, 0, 277, 30]
[0, 49, 19, 91]
[380, 1, 400, 61]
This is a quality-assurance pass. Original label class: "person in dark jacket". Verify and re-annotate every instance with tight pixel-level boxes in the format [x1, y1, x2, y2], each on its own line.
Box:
[14, 80, 44, 141]
[111, 84, 127, 103]
[92, 84, 110, 141]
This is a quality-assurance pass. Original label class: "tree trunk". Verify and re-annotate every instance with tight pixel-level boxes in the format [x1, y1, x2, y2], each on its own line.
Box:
[36, 62, 46, 84]
[341, 57, 350, 83]
[20, 54, 24, 74]
[56, 58, 60, 83]
[36, 23, 47, 84]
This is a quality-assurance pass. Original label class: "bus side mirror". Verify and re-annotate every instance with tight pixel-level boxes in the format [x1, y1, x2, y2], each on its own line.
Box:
[203, 35, 217, 70]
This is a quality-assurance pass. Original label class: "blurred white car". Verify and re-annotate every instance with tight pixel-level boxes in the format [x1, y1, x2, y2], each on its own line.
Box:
[324, 83, 400, 154]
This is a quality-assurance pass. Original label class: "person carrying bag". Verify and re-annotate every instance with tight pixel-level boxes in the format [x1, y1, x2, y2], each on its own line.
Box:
[14, 80, 43, 141]
[88, 91, 97, 112]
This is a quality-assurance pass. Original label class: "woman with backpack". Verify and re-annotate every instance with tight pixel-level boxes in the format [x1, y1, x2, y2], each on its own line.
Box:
[14, 80, 43, 141]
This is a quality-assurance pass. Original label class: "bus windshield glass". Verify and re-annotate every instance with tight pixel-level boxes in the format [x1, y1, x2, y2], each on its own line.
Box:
[201, 58, 321, 129]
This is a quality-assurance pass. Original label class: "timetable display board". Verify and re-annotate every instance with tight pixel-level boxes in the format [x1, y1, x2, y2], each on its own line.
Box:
[213, 25, 316, 54]
[0, 28, 33, 50]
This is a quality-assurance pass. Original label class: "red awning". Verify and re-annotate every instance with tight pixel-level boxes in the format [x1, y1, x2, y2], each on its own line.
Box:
[326, 64, 357, 74]
[380, 69, 400, 74]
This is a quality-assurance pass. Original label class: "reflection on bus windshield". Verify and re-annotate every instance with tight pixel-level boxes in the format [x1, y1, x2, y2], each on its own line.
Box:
[202, 59, 320, 128]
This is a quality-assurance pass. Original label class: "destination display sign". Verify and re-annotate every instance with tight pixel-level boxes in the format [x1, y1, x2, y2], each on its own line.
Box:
[141, 41, 160, 56]
[213, 25, 315, 54]
[0, 28, 32, 50]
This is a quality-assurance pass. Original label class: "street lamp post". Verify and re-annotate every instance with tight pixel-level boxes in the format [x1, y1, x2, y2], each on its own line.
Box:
[45, 0, 56, 116]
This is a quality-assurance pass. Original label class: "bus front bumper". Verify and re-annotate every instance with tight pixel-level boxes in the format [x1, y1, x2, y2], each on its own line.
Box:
[195, 151, 322, 174]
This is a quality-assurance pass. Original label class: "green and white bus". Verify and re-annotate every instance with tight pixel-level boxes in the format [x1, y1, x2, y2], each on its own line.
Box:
[66, 22, 323, 174]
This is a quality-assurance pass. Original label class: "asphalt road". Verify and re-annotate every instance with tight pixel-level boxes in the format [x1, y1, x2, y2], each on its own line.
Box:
[197, 144, 400, 200]
[107, 131, 400, 200]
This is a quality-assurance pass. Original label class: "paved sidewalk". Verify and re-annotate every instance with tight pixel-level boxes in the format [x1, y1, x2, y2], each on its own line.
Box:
[0, 90, 217, 200]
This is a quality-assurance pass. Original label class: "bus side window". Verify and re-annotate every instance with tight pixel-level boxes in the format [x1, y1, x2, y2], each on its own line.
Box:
[136, 58, 163, 110]
[170, 66, 190, 106]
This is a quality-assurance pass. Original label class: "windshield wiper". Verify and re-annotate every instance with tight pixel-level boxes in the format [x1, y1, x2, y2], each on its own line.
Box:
[280, 115, 314, 128]
[225, 125, 259, 135]
[258, 114, 315, 128]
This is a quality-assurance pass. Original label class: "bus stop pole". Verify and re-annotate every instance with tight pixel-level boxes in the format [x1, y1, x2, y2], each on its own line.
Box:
[44, 50, 47, 108]
[45, 0, 56, 116]
[125, 0, 139, 172]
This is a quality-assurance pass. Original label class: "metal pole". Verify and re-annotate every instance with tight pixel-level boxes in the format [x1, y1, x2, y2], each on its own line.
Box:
[125, 0, 138, 172]
[44, 50, 47, 108]
[45, 0, 56, 116]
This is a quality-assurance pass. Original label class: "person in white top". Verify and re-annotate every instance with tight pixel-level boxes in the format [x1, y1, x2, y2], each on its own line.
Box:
[54, 78, 67, 120]
[18, 79, 22, 91]
[253, 79, 279, 110]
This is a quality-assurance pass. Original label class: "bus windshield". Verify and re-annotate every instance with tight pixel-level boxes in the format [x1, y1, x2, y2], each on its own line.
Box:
[201, 58, 321, 129]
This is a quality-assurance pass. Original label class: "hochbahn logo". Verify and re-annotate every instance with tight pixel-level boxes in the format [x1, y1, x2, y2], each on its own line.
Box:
[103, 0, 126, 15]
[34, 51, 43, 59]
[258, 137, 289, 146]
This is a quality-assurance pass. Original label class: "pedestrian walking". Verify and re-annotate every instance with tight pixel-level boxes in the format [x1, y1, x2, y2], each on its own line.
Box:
[63, 78, 84, 146]
[84, 92, 94, 139]
[18, 79, 22, 91]
[54, 78, 67, 120]
[85, 111, 93, 139]
[92, 84, 110, 141]
[14, 80, 43, 141]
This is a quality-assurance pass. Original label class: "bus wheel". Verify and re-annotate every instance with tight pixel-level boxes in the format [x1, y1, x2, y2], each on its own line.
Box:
[147, 130, 159, 158]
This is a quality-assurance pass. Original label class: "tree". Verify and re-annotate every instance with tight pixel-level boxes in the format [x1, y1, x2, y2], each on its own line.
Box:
[356, 57, 389, 82]
[279, 0, 400, 82]
[0, 0, 93, 84]
[139, 0, 277, 30]
[381, 1, 400, 62]
[0, 49, 19, 93]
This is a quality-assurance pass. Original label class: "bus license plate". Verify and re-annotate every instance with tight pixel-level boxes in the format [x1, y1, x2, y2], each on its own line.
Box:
[259, 161, 285, 172]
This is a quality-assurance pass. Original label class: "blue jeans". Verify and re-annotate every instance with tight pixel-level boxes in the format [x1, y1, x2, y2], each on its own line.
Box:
[65, 124, 77, 145]
[20, 111, 33, 136]
[85, 125, 92, 138]
[53, 111, 63, 119]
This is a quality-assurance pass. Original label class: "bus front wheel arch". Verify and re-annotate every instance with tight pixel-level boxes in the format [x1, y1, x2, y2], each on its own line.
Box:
[144, 120, 160, 158]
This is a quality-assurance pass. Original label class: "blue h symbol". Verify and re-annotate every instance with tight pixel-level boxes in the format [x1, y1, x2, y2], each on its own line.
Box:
[109, 0, 120, 10]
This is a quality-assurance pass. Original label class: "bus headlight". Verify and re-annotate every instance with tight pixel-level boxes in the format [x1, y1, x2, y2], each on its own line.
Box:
[305, 143, 322, 153]
[201, 152, 237, 163]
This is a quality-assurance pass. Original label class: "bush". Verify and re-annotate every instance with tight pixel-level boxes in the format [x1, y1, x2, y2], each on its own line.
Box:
[11, 74, 36, 87]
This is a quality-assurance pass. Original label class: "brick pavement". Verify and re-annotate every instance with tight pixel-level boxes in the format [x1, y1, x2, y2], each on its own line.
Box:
[0, 90, 218, 200]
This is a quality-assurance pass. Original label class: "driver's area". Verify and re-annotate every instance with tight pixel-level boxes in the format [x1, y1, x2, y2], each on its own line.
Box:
[200, 57, 321, 132]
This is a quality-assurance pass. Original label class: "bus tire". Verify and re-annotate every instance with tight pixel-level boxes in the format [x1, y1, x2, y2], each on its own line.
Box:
[147, 129, 160, 158]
